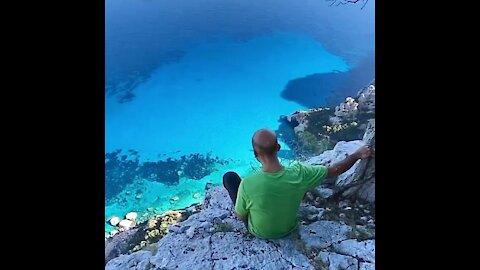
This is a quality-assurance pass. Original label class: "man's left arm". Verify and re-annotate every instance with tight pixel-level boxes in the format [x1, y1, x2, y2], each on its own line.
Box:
[235, 182, 248, 222]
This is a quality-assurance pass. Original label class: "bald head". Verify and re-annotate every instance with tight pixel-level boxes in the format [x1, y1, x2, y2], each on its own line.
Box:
[252, 129, 279, 156]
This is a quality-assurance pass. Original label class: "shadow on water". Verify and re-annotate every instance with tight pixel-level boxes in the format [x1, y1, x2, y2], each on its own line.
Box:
[281, 53, 375, 108]
[106, 50, 186, 103]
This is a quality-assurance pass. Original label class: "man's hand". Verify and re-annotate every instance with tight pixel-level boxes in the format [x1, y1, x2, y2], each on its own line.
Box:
[327, 144, 373, 178]
[353, 144, 373, 160]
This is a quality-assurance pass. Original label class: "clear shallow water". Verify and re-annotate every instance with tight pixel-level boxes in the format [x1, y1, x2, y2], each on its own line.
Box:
[106, 33, 349, 160]
[105, 0, 375, 234]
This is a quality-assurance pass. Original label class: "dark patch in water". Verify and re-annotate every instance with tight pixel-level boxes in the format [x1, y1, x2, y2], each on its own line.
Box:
[281, 54, 375, 108]
[118, 91, 136, 103]
[105, 150, 228, 202]
[282, 73, 344, 108]
[181, 153, 220, 180]
[105, 50, 186, 103]
[105, 150, 140, 203]
[140, 158, 180, 186]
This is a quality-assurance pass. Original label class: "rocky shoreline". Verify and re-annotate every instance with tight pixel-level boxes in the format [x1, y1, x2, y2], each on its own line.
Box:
[105, 80, 375, 269]
[278, 80, 375, 160]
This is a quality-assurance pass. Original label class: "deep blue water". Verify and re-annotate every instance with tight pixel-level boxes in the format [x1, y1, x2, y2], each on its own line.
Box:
[105, 0, 374, 235]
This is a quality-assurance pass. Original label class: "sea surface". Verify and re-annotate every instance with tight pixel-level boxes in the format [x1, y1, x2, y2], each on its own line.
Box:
[105, 0, 375, 235]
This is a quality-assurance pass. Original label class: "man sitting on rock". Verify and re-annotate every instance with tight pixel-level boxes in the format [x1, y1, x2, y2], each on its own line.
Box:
[223, 128, 372, 239]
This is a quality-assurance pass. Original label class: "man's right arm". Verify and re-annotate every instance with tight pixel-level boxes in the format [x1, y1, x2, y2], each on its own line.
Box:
[326, 145, 372, 178]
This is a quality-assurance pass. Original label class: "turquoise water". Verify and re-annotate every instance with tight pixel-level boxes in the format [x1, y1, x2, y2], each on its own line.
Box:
[106, 33, 349, 160]
[105, 0, 375, 235]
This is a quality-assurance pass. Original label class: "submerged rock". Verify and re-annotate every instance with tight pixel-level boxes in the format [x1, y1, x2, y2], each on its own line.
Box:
[106, 152, 228, 199]
[105, 150, 140, 202]
[169, 195, 179, 204]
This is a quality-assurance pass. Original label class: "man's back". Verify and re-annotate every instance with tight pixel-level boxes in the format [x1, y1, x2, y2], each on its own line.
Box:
[235, 162, 327, 239]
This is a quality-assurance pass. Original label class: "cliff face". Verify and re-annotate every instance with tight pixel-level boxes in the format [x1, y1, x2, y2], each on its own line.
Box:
[343, 120, 375, 202]
[106, 183, 375, 269]
[105, 81, 375, 270]
[306, 120, 375, 203]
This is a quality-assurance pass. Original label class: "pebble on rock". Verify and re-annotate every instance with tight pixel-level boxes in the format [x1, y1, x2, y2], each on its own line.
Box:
[109, 216, 120, 226]
[186, 226, 195, 239]
[126, 212, 138, 221]
[119, 219, 134, 230]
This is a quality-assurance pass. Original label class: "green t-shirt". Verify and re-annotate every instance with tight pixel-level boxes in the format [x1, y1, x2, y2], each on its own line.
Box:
[235, 161, 328, 239]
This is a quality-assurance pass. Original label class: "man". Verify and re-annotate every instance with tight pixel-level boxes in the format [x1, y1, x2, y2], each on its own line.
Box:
[223, 128, 372, 239]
